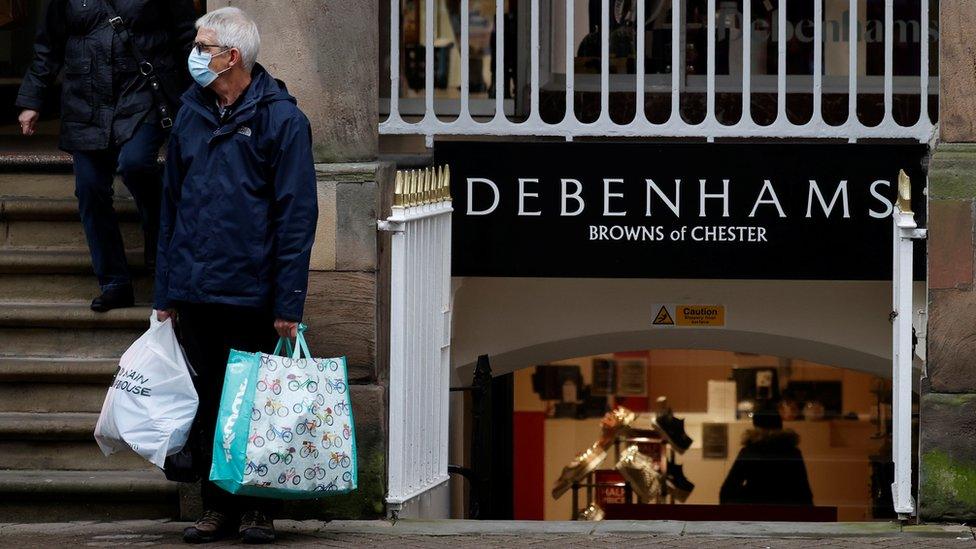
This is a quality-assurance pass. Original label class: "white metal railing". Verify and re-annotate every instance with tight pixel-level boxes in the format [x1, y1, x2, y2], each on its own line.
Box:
[382, 167, 453, 513]
[890, 170, 925, 518]
[381, 0, 936, 143]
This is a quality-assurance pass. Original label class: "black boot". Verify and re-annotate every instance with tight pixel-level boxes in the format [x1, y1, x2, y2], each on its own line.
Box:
[652, 396, 693, 453]
[90, 284, 135, 312]
[666, 459, 695, 502]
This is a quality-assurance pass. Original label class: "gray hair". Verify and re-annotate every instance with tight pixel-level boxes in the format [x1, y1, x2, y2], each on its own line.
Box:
[195, 7, 260, 71]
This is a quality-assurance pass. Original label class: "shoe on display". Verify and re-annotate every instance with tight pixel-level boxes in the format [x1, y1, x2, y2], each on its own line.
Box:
[615, 444, 663, 503]
[665, 458, 695, 502]
[651, 396, 693, 453]
[577, 502, 605, 521]
[599, 405, 639, 448]
[551, 442, 608, 500]
[611, 405, 638, 429]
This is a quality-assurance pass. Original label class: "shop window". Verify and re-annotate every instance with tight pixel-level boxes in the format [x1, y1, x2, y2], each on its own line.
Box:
[379, 0, 520, 120]
[380, 0, 939, 129]
[513, 350, 909, 522]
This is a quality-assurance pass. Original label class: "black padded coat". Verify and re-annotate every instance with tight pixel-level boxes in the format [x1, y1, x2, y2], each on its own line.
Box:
[15, 0, 197, 151]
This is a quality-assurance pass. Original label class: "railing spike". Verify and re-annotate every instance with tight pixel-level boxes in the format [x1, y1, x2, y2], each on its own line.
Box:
[443, 165, 451, 202]
[897, 170, 911, 214]
[408, 170, 417, 207]
[394, 170, 404, 207]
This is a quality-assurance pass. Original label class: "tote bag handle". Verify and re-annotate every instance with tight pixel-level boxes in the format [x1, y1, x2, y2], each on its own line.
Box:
[272, 323, 310, 359]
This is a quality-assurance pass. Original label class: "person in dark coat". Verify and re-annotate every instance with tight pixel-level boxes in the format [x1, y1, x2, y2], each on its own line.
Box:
[153, 6, 317, 545]
[719, 407, 814, 507]
[16, 0, 197, 311]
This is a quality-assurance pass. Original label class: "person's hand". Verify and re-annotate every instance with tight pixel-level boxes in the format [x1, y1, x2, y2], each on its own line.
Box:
[18, 109, 39, 136]
[275, 319, 299, 338]
[156, 309, 176, 322]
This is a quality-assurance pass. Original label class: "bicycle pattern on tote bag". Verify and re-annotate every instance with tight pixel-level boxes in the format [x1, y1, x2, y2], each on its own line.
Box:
[242, 355, 354, 492]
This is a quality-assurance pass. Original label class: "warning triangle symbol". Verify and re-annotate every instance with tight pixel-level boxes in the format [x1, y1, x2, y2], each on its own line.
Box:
[653, 306, 675, 325]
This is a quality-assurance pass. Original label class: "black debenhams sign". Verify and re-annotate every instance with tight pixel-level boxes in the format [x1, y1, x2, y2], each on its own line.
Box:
[434, 142, 926, 280]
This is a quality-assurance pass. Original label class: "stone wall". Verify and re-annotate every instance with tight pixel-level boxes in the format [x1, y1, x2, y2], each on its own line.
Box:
[919, 0, 976, 522]
[921, 145, 976, 521]
[210, 0, 378, 163]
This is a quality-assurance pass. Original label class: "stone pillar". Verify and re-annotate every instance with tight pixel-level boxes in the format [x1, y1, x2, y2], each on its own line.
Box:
[919, 1, 976, 522]
[211, 0, 378, 162]
[195, 1, 391, 520]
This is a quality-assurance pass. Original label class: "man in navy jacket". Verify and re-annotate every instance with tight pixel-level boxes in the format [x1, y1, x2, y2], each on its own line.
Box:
[153, 7, 317, 544]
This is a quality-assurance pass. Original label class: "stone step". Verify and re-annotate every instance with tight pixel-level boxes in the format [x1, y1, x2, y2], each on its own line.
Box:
[0, 327, 144, 359]
[0, 171, 133, 199]
[0, 197, 143, 249]
[0, 469, 178, 522]
[0, 303, 152, 329]
[0, 248, 148, 274]
[0, 440, 150, 471]
[0, 357, 117, 383]
[0, 411, 99, 440]
[1, 219, 144, 249]
[0, 273, 154, 303]
[0, 150, 74, 172]
[0, 305, 148, 361]
[0, 413, 152, 471]
[0, 380, 110, 413]
[0, 197, 139, 221]
[0, 358, 118, 413]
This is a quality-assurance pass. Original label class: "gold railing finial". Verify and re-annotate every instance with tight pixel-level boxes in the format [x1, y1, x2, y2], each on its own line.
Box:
[897, 169, 911, 214]
[393, 165, 452, 207]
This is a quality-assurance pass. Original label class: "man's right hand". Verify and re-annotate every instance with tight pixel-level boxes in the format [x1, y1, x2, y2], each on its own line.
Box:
[156, 309, 176, 322]
[18, 109, 39, 136]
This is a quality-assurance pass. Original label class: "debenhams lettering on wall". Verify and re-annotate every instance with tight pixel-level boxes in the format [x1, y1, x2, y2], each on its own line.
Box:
[463, 176, 899, 244]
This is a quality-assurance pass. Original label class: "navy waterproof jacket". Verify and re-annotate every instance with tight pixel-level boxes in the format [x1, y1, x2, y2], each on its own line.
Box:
[154, 64, 318, 322]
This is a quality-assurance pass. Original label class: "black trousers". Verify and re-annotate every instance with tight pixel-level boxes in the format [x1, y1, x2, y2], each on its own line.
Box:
[72, 122, 165, 291]
[175, 301, 279, 515]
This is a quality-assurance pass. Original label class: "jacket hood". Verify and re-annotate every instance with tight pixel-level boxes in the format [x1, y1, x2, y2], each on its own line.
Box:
[181, 63, 296, 122]
[741, 428, 800, 449]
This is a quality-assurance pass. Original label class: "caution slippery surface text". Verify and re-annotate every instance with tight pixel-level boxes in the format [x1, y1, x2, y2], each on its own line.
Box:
[652, 304, 725, 328]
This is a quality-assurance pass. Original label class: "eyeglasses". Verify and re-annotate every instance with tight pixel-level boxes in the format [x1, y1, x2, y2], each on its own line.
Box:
[193, 42, 227, 55]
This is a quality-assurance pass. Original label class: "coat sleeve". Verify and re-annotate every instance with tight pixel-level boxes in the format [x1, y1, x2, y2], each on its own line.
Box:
[167, 0, 198, 62]
[269, 110, 318, 322]
[718, 448, 748, 505]
[788, 448, 814, 506]
[15, 0, 68, 111]
[153, 131, 184, 311]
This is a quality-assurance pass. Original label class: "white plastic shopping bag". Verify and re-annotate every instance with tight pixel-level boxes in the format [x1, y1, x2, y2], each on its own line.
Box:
[94, 312, 199, 468]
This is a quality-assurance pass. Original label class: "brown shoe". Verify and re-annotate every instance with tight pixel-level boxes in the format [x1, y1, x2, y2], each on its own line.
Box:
[182, 510, 234, 544]
[240, 510, 276, 544]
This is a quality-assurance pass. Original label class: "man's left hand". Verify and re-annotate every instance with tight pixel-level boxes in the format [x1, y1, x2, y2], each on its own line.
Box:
[275, 318, 299, 338]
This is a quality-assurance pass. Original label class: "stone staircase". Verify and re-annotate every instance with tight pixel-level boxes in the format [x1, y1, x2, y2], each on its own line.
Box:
[0, 154, 179, 521]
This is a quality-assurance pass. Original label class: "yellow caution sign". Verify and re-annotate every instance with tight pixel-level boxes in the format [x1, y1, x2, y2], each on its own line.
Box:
[653, 306, 675, 325]
[652, 304, 726, 328]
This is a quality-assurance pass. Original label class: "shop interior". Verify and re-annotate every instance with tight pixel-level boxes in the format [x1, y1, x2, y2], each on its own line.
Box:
[512, 349, 904, 522]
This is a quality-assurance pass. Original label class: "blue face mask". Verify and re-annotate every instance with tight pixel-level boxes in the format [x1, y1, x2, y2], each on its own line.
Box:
[187, 48, 231, 88]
